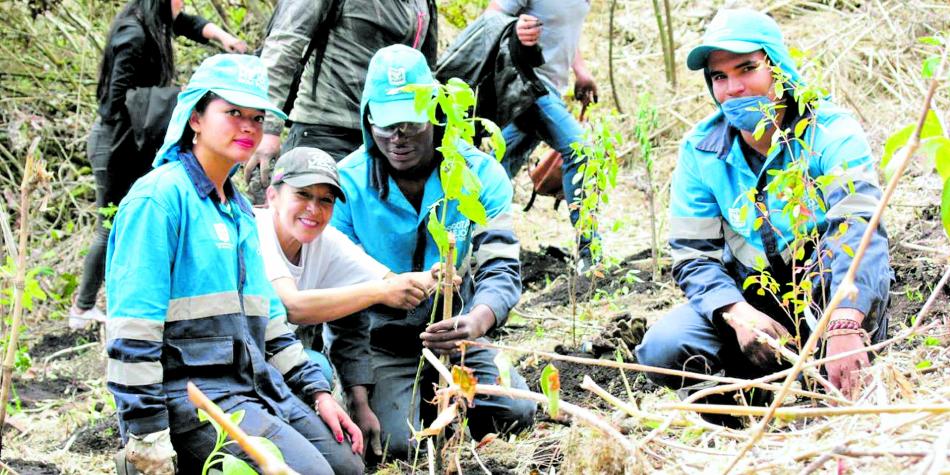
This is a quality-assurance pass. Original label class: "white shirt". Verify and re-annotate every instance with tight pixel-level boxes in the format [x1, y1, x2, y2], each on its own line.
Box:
[254, 208, 390, 290]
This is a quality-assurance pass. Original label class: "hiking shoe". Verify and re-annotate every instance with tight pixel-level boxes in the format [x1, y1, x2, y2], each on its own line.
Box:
[69, 305, 106, 330]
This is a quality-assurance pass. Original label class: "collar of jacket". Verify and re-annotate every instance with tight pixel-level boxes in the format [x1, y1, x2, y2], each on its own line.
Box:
[179, 150, 253, 216]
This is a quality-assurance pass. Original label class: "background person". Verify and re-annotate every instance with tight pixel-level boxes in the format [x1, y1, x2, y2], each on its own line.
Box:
[105, 54, 363, 475]
[244, 0, 439, 203]
[70, 0, 246, 329]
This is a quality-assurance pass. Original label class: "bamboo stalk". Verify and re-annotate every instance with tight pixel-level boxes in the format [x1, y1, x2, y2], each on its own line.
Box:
[661, 0, 676, 87]
[650, 0, 671, 85]
[608, 0, 623, 114]
[660, 403, 950, 419]
[459, 340, 848, 405]
[0, 137, 39, 432]
[439, 234, 456, 413]
[187, 382, 299, 475]
[580, 375, 689, 427]
[421, 349, 639, 457]
[723, 43, 950, 474]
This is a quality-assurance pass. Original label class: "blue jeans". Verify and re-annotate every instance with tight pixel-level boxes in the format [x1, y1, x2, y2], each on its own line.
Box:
[501, 90, 593, 253]
[369, 340, 536, 459]
[171, 397, 363, 475]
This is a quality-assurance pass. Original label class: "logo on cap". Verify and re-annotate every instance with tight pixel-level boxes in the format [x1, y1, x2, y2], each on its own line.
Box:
[388, 67, 406, 86]
[237, 65, 267, 90]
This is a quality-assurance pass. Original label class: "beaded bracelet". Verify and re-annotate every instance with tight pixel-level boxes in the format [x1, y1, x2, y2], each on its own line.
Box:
[827, 318, 861, 332]
[824, 327, 870, 343]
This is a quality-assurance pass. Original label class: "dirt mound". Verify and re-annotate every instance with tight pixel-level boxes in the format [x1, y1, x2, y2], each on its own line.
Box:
[3, 459, 61, 475]
[69, 417, 121, 454]
[16, 377, 89, 408]
[28, 326, 100, 359]
[521, 245, 571, 290]
[527, 250, 659, 309]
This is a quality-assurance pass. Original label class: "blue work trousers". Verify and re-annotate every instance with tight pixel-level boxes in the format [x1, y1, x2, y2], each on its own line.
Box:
[172, 397, 364, 475]
[369, 340, 536, 459]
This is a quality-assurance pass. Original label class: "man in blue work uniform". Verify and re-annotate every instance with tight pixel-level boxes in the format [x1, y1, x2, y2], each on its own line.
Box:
[332, 44, 536, 459]
[635, 8, 892, 412]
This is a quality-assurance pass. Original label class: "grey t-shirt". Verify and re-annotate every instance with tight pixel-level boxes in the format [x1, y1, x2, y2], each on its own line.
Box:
[495, 0, 590, 95]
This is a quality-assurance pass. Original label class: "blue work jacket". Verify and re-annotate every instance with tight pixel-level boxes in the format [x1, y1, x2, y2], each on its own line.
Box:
[105, 149, 329, 439]
[331, 143, 522, 354]
[669, 101, 891, 331]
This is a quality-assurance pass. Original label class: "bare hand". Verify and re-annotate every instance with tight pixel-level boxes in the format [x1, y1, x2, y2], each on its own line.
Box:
[822, 309, 870, 400]
[315, 392, 364, 454]
[429, 262, 462, 290]
[573, 72, 598, 106]
[421, 305, 495, 355]
[515, 14, 542, 46]
[219, 33, 248, 53]
[351, 400, 382, 457]
[723, 302, 793, 369]
[246, 133, 281, 187]
[379, 272, 430, 309]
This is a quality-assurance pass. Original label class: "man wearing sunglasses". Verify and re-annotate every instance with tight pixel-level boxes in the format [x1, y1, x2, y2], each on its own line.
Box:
[331, 45, 536, 460]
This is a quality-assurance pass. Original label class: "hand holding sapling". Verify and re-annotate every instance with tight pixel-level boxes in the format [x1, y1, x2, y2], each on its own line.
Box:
[420, 304, 496, 354]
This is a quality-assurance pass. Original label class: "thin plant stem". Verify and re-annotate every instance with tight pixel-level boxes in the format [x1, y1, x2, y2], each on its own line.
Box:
[661, 0, 676, 87]
[0, 137, 39, 431]
[608, 0, 623, 113]
[723, 42, 950, 474]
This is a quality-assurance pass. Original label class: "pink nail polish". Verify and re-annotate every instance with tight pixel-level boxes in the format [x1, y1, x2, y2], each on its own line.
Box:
[337, 434, 343, 443]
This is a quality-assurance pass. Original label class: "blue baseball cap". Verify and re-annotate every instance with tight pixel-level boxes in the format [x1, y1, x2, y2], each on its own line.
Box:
[363, 44, 433, 127]
[686, 8, 785, 71]
[154, 54, 286, 167]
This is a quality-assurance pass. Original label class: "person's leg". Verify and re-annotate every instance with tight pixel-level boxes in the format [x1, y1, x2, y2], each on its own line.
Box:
[455, 341, 536, 440]
[531, 93, 596, 255]
[635, 304, 730, 389]
[500, 114, 541, 180]
[172, 400, 344, 475]
[369, 348, 433, 460]
[284, 396, 364, 475]
[74, 168, 111, 312]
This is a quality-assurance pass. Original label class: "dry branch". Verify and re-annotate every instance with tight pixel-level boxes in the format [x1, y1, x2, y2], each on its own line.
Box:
[723, 43, 950, 474]
[186, 382, 299, 475]
[0, 137, 40, 432]
[460, 340, 847, 404]
[659, 403, 950, 419]
[420, 349, 639, 457]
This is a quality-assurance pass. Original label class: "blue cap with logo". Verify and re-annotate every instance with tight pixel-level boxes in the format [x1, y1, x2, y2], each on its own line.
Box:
[154, 54, 287, 167]
[686, 8, 785, 71]
[362, 44, 434, 127]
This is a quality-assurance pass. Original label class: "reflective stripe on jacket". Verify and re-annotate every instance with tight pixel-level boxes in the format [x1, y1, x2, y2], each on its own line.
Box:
[669, 101, 890, 322]
[105, 150, 329, 438]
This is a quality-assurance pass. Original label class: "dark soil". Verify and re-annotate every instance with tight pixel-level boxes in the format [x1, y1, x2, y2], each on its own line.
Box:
[526, 251, 660, 309]
[28, 326, 100, 358]
[520, 245, 571, 290]
[16, 377, 89, 408]
[69, 416, 121, 454]
[3, 459, 61, 475]
[519, 349, 655, 413]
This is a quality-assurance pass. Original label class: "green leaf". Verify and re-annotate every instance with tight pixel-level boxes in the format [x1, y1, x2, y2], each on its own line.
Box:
[840, 244, 854, 258]
[251, 436, 284, 462]
[480, 118, 506, 162]
[457, 194, 488, 226]
[426, 208, 449, 258]
[794, 118, 809, 138]
[916, 360, 933, 370]
[752, 119, 767, 141]
[881, 123, 916, 171]
[922, 56, 940, 79]
[921, 136, 950, 179]
[924, 336, 941, 347]
[918, 36, 943, 46]
[540, 364, 560, 419]
[220, 454, 257, 475]
[941, 177, 950, 239]
[493, 352, 512, 388]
